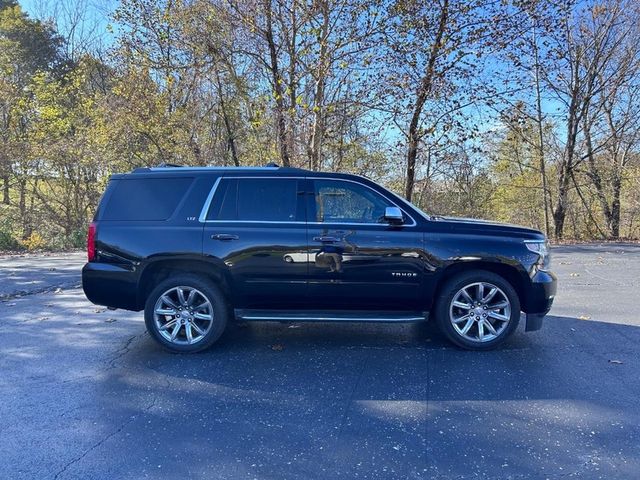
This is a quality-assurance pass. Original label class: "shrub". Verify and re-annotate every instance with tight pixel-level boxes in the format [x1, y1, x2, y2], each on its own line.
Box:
[21, 232, 47, 251]
[69, 228, 87, 249]
[0, 230, 21, 251]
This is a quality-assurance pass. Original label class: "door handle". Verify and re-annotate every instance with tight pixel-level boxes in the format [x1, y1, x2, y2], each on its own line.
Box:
[313, 236, 339, 243]
[210, 234, 239, 241]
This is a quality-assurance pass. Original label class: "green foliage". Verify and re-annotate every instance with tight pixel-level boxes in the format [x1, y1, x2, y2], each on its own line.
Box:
[0, 1, 62, 82]
[0, 206, 21, 250]
[0, 229, 20, 250]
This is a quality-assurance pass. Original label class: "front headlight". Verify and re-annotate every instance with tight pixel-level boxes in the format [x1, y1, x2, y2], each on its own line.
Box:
[524, 240, 550, 270]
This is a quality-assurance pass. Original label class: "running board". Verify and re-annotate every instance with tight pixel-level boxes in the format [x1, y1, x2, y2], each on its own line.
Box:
[235, 309, 427, 323]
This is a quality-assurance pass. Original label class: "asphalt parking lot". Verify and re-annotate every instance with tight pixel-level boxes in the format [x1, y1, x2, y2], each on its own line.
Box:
[1, 244, 639, 479]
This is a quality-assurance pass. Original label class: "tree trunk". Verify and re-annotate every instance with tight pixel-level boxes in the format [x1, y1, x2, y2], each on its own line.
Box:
[309, 0, 330, 171]
[2, 175, 9, 205]
[610, 175, 622, 239]
[215, 70, 239, 166]
[552, 165, 570, 240]
[583, 114, 613, 237]
[532, 22, 550, 237]
[18, 178, 31, 239]
[287, 0, 298, 163]
[405, 0, 448, 201]
[264, 0, 291, 167]
[553, 84, 582, 240]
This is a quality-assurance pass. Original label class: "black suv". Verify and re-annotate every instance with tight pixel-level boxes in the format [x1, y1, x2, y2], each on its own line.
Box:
[82, 165, 556, 352]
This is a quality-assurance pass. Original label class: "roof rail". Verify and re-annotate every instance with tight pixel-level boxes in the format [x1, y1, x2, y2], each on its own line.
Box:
[128, 163, 309, 174]
[156, 163, 184, 168]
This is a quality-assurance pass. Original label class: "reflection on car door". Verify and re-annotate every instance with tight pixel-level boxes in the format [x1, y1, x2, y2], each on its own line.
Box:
[304, 178, 424, 310]
[202, 176, 308, 308]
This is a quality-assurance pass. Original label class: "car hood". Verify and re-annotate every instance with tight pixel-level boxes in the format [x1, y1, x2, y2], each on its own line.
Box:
[428, 215, 545, 239]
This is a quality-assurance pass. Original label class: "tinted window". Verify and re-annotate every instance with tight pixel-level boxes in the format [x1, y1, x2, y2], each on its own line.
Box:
[209, 178, 299, 222]
[314, 179, 392, 223]
[208, 179, 238, 220]
[102, 177, 193, 221]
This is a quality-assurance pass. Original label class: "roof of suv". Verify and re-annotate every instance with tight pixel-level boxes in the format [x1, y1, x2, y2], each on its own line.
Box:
[111, 165, 371, 182]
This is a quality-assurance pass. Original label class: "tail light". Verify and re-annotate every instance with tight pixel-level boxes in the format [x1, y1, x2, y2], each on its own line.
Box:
[87, 222, 96, 261]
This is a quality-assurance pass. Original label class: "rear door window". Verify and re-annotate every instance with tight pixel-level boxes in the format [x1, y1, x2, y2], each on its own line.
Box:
[102, 177, 193, 221]
[207, 178, 302, 222]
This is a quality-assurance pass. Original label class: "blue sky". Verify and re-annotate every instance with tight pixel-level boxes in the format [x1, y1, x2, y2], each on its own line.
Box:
[20, 0, 117, 51]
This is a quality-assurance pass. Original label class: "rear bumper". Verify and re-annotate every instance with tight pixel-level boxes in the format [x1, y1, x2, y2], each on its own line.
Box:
[523, 270, 557, 332]
[82, 262, 140, 311]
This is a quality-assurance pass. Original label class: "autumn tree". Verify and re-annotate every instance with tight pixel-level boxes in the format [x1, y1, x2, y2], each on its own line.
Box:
[579, 1, 640, 238]
[382, 0, 525, 202]
[534, 1, 637, 238]
[0, 0, 62, 237]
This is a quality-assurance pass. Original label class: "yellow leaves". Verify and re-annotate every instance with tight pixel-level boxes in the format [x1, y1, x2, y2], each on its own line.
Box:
[20, 232, 46, 251]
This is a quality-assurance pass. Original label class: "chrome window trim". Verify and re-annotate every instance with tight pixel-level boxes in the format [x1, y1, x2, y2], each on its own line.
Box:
[198, 175, 417, 227]
[198, 177, 222, 222]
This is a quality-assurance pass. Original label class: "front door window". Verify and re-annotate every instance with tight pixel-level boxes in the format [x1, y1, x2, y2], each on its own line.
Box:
[314, 179, 393, 224]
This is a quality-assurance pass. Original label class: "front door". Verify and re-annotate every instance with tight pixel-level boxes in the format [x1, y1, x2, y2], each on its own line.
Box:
[202, 176, 308, 308]
[305, 178, 424, 310]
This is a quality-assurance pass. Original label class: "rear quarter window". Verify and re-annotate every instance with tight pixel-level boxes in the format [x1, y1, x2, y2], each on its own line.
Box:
[102, 177, 193, 221]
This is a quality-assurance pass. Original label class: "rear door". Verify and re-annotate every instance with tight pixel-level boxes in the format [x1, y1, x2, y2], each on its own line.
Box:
[202, 176, 308, 308]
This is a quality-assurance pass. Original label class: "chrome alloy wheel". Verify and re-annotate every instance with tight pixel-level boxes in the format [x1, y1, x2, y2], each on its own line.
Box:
[153, 286, 214, 345]
[448, 282, 512, 343]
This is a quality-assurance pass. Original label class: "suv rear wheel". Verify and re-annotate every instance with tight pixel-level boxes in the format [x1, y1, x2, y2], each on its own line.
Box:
[434, 270, 520, 350]
[144, 274, 228, 353]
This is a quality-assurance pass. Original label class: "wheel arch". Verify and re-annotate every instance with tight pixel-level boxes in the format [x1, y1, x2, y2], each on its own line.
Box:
[137, 256, 232, 310]
[431, 260, 528, 311]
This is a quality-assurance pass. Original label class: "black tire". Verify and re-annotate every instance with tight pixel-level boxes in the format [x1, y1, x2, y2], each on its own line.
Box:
[144, 274, 229, 353]
[434, 270, 520, 351]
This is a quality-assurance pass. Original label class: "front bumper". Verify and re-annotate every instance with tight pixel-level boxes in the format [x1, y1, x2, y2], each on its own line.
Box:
[523, 269, 557, 331]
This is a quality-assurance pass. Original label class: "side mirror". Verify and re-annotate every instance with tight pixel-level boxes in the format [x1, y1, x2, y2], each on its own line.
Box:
[384, 206, 404, 225]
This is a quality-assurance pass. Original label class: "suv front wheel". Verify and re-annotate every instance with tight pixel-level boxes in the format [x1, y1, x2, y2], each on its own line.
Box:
[144, 274, 228, 353]
[434, 270, 520, 350]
